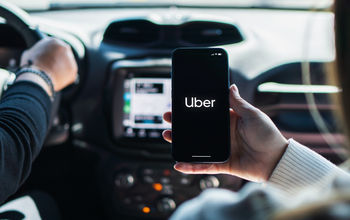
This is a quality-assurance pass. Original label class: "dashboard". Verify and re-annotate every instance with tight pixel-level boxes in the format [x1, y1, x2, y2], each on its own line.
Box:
[0, 6, 342, 220]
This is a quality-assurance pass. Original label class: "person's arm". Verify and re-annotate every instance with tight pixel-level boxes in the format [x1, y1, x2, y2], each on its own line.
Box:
[170, 185, 286, 220]
[162, 85, 348, 186]
[171, 164, 350, 220]
[0, 80, 51, 203]
[0, 38, 77, 204]
[163, 85, 288, 182]
[268, 139, 349, 194]
[163, 84, 350, 220]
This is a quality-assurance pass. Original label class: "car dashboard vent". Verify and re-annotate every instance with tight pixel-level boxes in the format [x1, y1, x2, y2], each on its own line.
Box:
[103, 19, 244, 48]
[254, 63, 338, 133]
[103, 20, 160, 45]
[180, 21, 243, 46]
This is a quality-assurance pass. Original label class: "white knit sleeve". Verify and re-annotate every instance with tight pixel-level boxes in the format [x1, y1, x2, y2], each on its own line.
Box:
[268, 139, 347, 194]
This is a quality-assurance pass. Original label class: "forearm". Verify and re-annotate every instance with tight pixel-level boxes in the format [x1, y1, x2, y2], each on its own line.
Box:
[268, 139, 348, 194]
[0, 81, 51, 203]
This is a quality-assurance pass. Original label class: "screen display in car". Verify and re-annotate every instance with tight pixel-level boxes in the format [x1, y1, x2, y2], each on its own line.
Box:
[123, 77, 171, 138]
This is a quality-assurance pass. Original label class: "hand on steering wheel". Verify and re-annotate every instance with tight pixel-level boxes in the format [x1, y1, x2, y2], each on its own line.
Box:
[20, 38, 78, 92]
[0, 1, 77, 93]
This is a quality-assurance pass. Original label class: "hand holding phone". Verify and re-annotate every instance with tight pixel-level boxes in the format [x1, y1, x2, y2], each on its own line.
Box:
[171, 48, 231, 162]
[164, 84, 289, 182]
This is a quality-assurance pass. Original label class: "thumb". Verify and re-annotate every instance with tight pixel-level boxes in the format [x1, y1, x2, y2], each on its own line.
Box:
[229, 84, 255, 117]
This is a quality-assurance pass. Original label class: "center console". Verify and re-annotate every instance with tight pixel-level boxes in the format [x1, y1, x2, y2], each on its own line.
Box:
[103, 58, 243, 219]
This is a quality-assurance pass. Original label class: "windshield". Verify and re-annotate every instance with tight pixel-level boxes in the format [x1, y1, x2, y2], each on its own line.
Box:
[7, 0, 334, 11]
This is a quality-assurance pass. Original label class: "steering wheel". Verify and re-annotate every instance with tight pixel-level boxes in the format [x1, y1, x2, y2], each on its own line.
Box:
[0, 1, 44, 47]
[0, 1, 61, 130]
[0, 1, 44, 92]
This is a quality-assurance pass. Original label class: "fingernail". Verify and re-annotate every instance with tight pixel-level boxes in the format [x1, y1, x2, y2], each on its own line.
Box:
[230, 84, 238, 94]
[174, 163, 184, 169]
[173, 163, 180, 170]
[174, 163, 181, 168]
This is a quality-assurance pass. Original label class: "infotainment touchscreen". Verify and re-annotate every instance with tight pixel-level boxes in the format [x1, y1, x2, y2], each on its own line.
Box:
[123, 77, 171, 138]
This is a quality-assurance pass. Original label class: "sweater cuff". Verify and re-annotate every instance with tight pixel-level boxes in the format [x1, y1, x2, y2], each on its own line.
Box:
[268, 139, 341, 194]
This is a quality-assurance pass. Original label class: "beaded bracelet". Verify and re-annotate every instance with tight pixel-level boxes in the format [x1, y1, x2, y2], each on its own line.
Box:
[16, 67, 55, 101]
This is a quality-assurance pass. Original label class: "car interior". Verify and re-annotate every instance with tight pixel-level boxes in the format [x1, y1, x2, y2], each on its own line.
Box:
[0, 0, 343, 219]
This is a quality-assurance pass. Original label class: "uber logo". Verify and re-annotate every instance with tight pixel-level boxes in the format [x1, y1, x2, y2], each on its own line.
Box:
[185, 97, 216, 108]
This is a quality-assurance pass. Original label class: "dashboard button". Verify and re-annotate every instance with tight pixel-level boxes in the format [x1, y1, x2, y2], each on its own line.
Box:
[140, 205, 151, 214]
[160, 177, 170, 184]
[125, 128, 135, 137]
[152, 183, 163, 191]
[138, 129, 147, 138]
[163, 169, 171, 176]
[180, 177, 191, 185]
[122, 197, 132, 205]
[142, 168, 154, 175]
[134, 195, 143, 202]
[161, 185, 173, 195]
[143, 176, 154, 184]
[148, 131, 160, 138]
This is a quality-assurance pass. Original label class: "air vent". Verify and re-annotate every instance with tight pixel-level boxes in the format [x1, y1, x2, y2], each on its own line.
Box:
[103, 19, 244, 48]
[254, 63, 338, 133]
[180, 21, 243, 46]
[103, 20, 160, 45]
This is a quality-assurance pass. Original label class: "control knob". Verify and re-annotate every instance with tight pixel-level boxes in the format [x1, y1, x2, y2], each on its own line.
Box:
[199, 176, 220, 190]
[157, 197, 176, 212]
[115, 173, 135, 188]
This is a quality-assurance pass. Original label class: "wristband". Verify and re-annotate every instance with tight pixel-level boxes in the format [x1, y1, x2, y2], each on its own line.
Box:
[16, 67, 55, 101]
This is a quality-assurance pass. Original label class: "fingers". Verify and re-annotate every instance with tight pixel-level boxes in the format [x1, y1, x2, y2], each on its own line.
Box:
[163, 111, 172, 123]
[229, 84, 256, 117]
[162, 112, 172, 142]
[162, 130, 172, 143]
[174, 162, 230, 174]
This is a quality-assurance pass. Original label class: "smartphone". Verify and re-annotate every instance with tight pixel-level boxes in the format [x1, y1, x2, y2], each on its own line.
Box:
[171, 48, 230, 163]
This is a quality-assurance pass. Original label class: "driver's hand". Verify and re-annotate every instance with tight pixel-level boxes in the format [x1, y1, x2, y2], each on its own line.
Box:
[162, 85, 288, 182]
[20, 37, 78, 91]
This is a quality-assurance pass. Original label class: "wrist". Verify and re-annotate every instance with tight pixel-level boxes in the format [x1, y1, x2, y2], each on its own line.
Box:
[263, 138, 289, 181]
[15, 73, 53, 97]
[29, 65, 55, 84]
[15, 66, 55, 99]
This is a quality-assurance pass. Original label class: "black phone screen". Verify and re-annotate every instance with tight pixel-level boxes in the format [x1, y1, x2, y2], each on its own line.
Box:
[171, 48, 230, 162]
